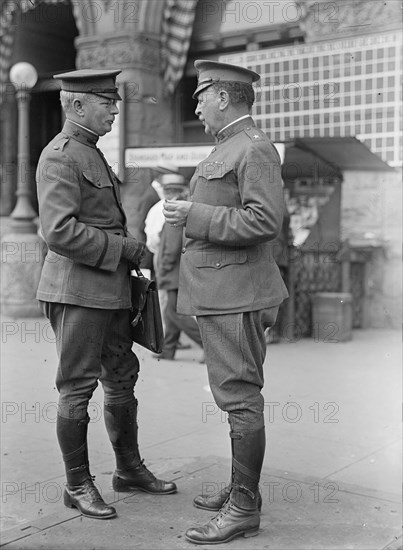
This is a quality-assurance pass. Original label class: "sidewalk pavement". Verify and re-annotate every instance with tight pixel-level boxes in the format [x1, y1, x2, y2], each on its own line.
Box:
[0, 315, 401, 550]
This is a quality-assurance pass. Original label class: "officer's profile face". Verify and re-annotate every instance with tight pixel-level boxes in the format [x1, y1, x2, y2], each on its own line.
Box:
[195, 89, 223, 137]
[80, 94, 119, 136]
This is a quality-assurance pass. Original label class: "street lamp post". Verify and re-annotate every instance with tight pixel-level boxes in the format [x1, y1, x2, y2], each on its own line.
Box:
[1, 62, 44, 317]
[9, 62, 38, 232]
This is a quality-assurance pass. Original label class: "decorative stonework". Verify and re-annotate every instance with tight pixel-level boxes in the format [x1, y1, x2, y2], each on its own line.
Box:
[299, 0, 401, 41]
[76, 34, 160, 71]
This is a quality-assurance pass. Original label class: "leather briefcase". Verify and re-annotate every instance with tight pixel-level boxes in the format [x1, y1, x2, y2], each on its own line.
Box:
[130, 268, 164, 353]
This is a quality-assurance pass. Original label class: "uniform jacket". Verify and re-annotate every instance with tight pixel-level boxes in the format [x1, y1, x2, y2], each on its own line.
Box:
[156, 222, 183, 291]
[36, 120, 131, 309]
[177, 116, 289, 316]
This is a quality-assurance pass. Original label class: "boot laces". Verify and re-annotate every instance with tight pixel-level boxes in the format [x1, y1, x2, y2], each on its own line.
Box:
[138, 459, 157, 481]
[84, 476, 103, 502]
[214, 495, 232, 522]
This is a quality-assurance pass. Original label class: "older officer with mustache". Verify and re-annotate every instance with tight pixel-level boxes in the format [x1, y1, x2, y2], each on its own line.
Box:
[163, 60, 288, 544]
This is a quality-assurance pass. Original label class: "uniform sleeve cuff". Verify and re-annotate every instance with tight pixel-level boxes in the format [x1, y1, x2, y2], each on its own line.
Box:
[185, 203, 215, 240]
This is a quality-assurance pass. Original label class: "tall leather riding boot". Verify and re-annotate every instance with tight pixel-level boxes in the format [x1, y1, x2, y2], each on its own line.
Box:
[57, 415, 116, 519]
[186, 427, 265, 545]
[104, 401, 177, 495]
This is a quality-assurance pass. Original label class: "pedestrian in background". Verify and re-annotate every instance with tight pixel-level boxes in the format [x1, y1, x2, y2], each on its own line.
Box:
[163, 60, 288, 544]
[136, 161, 180, 274]
[155, 173, 204, 361]
[144, 164, 193, 353]
[36, 69, 176, 521]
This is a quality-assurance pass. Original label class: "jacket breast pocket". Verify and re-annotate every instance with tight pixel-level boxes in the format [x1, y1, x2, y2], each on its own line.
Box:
[194, 163, 239, 207]
[82, 169, 113, 189]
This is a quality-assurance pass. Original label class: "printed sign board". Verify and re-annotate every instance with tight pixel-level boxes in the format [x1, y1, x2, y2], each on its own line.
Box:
[125, 143, 285, 167]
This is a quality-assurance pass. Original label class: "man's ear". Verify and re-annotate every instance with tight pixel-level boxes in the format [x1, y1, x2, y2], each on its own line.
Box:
[218, 90, 230, 111]
[72, 98, 85, 117]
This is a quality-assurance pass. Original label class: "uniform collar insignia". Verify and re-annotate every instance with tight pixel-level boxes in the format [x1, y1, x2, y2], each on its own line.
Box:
[216, 116, 254, 142]
[63, 120, 99, 147]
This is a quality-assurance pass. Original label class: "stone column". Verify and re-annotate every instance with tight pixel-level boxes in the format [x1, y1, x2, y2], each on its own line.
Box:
[73, 1, 177, 236]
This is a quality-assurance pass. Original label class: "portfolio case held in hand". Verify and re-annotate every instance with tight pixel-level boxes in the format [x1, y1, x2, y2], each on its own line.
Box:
[130, 267, 164, 353]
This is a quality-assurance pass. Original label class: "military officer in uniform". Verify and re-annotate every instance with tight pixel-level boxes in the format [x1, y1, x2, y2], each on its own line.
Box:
[163, 60, 288, 544]
[36, 69, 176, 520]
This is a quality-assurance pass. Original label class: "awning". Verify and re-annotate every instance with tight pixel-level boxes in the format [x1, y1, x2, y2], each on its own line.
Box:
[282, 137, 394, 181]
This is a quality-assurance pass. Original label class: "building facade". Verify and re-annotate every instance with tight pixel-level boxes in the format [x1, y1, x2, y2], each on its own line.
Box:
[0, 0, 401, 328]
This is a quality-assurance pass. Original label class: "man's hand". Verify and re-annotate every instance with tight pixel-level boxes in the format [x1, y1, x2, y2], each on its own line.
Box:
[163, 199, 192, 227]
[121, 237, 146, 265]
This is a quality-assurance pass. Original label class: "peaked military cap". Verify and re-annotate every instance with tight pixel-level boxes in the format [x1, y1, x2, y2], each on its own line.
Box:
[155, 161, 180, 175]
[160, 173, 186, 188]
[193, 60, 260, 99]
[53, 69, 122, 100]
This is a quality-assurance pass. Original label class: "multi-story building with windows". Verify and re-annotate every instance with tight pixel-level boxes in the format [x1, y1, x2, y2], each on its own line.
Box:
[221, 30, 401, 166]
